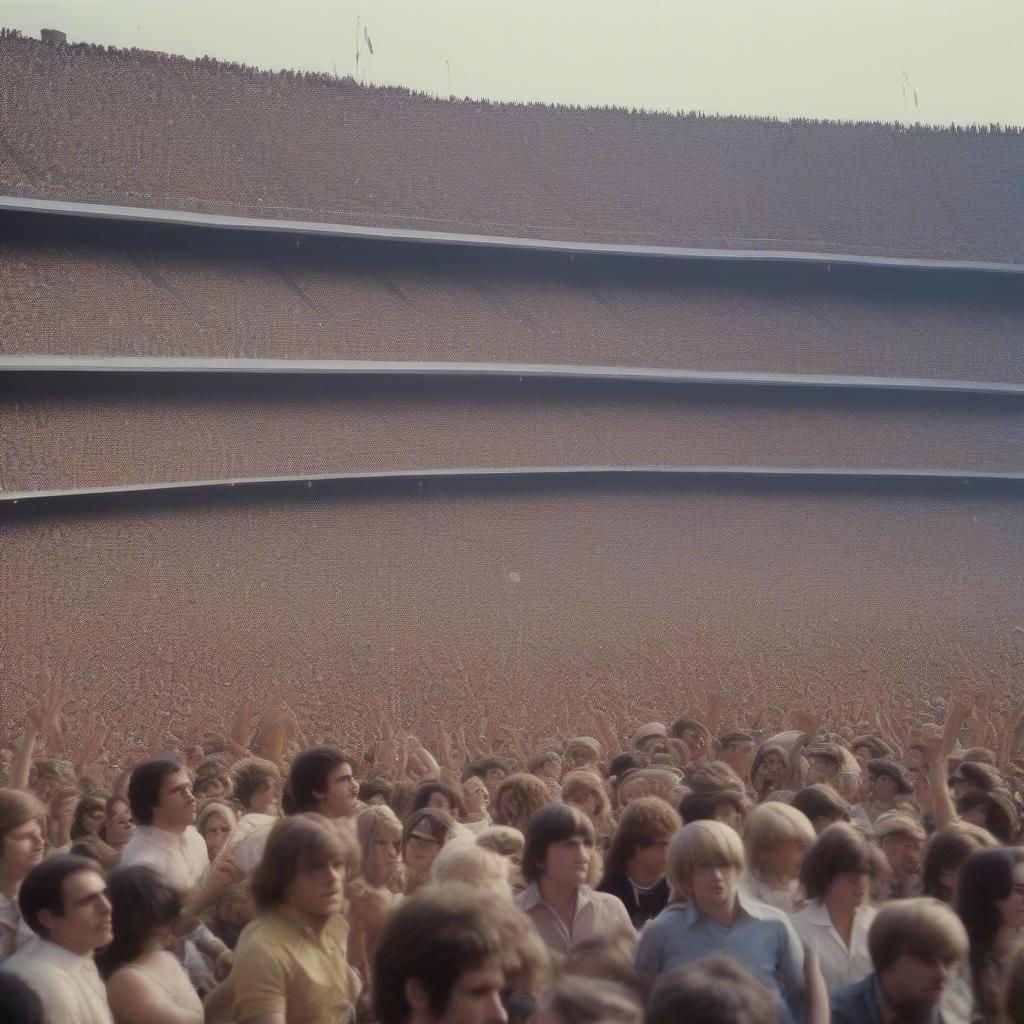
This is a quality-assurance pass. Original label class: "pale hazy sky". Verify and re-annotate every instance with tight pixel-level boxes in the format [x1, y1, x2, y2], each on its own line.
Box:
[5, 0, 1023, 128]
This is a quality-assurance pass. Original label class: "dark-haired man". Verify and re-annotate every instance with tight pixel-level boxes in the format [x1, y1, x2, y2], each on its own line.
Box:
[120, 757, 207, 890]
[284, 745, 360, 821]
[2, 855, 113, 1024]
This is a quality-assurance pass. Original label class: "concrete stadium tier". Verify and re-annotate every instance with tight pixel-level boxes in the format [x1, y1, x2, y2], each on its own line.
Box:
[2, 374, 1023, 494]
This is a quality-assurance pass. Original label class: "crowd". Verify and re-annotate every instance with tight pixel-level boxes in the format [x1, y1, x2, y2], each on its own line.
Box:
[0, 670, 1023, 1024]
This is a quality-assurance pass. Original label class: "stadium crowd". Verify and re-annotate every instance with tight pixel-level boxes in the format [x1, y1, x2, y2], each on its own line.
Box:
[0, 668, 1023, 1024]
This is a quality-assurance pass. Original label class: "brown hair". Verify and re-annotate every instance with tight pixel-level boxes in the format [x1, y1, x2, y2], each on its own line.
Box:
[1003, 940, 1024, 1024]
[250, 813, 358, 911]
[0, 788, 46, 841]
[493, 773, 551, 827]
[230, 757, 281, 811]
[868, 898, 968, 973]
[921, 821, 998, 902]
[401, 807, 454, 857]
[601, 796, 681, 883]
[411, 780, 465, 819]
[373, 882, 549, 1024]
[646, 954, 778, 1024]
[561, 770, 611, 820]
[539, 977, 642, 1024]
[791, 784, 851, 827]
[522, 803, 595, 884]
[799, 822, 889, 901]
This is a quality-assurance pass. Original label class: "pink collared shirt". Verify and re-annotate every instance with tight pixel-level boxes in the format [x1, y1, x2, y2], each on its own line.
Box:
[515, 882, 634, 955]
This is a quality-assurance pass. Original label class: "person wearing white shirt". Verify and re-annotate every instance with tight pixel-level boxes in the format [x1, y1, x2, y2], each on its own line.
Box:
[2, 854, 114, 1024]
[792, 823, 886, 991]
[119, 758, 230, 992]
[120, 759, 208, 890]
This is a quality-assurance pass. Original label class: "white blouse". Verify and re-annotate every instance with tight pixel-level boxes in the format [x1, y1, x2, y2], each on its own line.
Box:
[792, 899, 876, 990]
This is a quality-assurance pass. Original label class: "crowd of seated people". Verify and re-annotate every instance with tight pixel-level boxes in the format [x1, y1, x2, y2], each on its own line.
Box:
[0, 676, 1023, 1023]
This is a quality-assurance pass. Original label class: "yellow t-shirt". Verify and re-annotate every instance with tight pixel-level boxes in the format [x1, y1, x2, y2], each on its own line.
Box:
[232, 909, 361, 1024]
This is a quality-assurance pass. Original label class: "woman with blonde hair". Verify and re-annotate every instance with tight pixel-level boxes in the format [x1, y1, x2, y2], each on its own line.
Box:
[349, 805, 404, 986]
[475, 824, 526, 892]
[196, 801, 236, 866]
[739, 801, 816, 914]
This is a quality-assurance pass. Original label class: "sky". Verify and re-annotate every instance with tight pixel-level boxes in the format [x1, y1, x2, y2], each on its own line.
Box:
[4, 0, 1023, 128]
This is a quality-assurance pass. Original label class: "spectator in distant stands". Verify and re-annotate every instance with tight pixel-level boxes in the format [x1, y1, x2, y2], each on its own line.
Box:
[462, 759, 510, 806]
[718, 731, 757, 787]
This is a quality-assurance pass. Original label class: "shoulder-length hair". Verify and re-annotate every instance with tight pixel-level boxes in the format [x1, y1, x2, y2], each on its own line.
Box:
[95, 865, 182, 979]
[493, 774, 551, 827]
[922, 822, 998, 902]
[522, 803, 595, 885]
[231, 757, 281, 811]
[665, 820, 744, 894]
[601, 796, 681, 884]
[742, 802, 815, 879]
[799, 822, 888, 901]
[561, 770, 611, 820]
[251, 813, 359, 911]
[956, 848, 1024, 960]
[356, 804, 403, 889]
[411, 780, 466, 819]
[69, 793, 107, 841]
[0, 788, 45, 840]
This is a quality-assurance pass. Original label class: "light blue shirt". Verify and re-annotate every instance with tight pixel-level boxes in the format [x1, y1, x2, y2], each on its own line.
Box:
[635, 892, 806, 1024]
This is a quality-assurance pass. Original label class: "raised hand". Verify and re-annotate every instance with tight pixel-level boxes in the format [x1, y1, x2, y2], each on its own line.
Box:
[790, 707, 822, 740]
